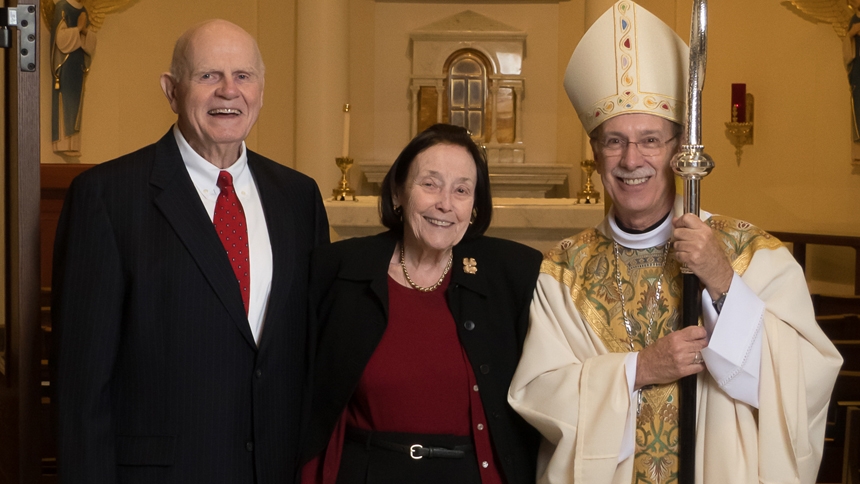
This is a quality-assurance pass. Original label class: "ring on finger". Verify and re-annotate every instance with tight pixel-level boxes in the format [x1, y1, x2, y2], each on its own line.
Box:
[693, 351, 703, 365]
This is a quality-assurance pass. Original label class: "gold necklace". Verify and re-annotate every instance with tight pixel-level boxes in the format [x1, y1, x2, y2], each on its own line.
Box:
[400, 244, 453, 292]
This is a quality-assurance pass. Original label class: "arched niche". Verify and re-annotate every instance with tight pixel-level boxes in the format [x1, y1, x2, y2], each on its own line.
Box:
[409, 10, 525, 163]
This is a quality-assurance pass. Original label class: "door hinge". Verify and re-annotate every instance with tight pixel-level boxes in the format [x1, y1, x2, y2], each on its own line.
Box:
[1, 5, 37, 72]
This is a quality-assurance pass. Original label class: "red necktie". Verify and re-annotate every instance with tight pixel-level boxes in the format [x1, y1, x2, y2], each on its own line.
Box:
[214, 171, 250, 314]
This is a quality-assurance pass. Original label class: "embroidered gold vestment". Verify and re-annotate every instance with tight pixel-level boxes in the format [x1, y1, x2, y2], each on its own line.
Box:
[510, 213, 842, 484]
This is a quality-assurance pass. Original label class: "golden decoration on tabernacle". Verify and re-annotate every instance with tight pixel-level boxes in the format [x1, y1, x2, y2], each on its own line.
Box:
[463, 258, 478, 274]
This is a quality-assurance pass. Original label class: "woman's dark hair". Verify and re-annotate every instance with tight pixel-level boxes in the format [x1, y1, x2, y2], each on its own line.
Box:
[379, 124, 492, 240]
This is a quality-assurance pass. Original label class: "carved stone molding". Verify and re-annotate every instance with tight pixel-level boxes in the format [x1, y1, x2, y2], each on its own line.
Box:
[359, 160, 572, 198]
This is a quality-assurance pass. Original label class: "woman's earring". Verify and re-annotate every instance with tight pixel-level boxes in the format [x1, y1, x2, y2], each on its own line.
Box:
[394, 205, 403, 221]
[470, 208, 477, 225]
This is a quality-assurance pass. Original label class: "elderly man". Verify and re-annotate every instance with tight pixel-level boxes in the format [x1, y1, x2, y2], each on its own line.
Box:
[52, 20, 329, 484]
[508, 2, 841, 483]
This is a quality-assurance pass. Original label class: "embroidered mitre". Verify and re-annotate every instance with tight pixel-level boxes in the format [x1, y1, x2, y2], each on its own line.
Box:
[564, 0, 689, 133]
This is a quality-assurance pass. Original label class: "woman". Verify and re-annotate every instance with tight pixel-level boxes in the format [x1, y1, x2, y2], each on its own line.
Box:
[302, 124, 541, 484]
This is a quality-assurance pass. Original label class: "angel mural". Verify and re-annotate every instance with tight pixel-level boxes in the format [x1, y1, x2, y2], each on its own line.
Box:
[41, 0, 136, 156]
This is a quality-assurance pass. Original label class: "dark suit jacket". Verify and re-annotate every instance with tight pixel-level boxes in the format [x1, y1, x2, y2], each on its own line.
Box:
[304, 231, 542, 484]
[52, 130, 330, 484]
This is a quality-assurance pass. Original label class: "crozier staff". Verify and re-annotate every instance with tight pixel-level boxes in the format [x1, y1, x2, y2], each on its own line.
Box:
[302, 124, 541, 484]
[508, 2, 842, 483]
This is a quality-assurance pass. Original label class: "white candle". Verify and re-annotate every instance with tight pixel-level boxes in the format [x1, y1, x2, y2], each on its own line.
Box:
[342, 104, 350, 158]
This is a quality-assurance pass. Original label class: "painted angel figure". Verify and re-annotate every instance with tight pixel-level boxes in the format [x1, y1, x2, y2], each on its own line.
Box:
[43, 0, 135, 156]
[782, 0, 860, 158]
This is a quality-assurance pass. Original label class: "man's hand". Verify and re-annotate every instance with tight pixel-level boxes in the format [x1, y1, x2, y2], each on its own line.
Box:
[635, 326, 708, 389]
[672, 214, 734, 300]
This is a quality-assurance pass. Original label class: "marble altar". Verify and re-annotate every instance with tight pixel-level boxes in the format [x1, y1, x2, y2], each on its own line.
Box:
[324, 196, 605, 253]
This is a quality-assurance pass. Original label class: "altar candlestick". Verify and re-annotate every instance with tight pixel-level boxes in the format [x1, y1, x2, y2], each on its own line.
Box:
[342, 104, 351, 158]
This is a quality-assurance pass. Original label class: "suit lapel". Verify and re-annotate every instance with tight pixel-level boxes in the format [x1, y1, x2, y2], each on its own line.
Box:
[250, 155, 297, 353]
[150, 131, 257, 350]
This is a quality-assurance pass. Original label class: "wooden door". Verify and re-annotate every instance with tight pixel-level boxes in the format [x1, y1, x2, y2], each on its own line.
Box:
[0, 1, 45, 483]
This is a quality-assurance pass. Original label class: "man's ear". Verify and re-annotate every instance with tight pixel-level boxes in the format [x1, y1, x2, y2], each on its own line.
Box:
[160, 73, 180, 115]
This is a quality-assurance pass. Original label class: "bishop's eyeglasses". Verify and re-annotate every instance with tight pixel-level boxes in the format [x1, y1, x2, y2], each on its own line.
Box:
[596, 135, 678, 158]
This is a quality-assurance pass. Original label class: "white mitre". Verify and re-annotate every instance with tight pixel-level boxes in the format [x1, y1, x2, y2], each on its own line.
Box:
[565, 0, 689, 134]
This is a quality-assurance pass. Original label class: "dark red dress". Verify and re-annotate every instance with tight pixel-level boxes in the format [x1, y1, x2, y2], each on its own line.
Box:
[303, 273, 504, 484]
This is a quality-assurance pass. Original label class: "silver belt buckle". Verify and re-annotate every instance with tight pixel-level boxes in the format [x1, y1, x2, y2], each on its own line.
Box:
[409, 444, 423, 460]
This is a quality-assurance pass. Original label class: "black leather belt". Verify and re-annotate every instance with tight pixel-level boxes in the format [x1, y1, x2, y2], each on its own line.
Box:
[345, 427, 473, 460]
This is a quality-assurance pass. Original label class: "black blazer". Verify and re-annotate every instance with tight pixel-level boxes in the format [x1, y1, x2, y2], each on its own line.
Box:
[52, 130, 330, 484]
[304, 231, 542, 484]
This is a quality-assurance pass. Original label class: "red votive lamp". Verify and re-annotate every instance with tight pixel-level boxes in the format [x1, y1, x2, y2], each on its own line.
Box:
[731, 83, 746, 122]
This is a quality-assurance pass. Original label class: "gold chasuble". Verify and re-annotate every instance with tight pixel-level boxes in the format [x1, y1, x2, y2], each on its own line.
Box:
[537, 216, 785, 484]
[542, 228, 682, 484]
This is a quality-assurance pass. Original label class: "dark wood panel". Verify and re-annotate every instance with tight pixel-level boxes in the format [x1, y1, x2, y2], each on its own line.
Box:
[40, 165, 92, 288]
[813, 295, 860, 317]
[822, 372, 860, 483]
[846, 405, 860, 484]
[819, 315, 860, 341]
[770, 231, 860, 296]
[838, 342, 860, 373]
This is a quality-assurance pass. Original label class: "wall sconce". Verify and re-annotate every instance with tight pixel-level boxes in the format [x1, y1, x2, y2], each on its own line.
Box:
[725, 83, 754, 165]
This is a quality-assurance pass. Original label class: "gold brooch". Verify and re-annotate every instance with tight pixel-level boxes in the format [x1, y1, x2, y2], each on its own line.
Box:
[463, 258, 477, 274]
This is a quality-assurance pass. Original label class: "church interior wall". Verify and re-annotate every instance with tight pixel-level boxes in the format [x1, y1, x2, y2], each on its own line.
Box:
[671, 0, 860, 291]
[675, 0, 859, 235]
[30, 0, 860, 292]
[38, 0, 298, 169]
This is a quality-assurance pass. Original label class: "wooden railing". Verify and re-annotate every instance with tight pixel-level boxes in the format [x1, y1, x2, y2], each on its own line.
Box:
[769, 231, 860, 296]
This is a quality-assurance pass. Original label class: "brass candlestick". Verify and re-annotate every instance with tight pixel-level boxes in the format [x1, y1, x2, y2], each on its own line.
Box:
[332, 156, 357, 201]
[576, 158, 601, 204]
[725, 93, 754, 165]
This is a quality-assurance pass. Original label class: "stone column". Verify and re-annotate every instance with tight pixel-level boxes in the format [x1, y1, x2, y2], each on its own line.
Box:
[583, 0, 611, 197]
[513, 86, 524, 143]
[436, 80, 445, 124]
[490, 82, 499, 144]
[410, 85, 420, 138]
[296, 0, 349, 191]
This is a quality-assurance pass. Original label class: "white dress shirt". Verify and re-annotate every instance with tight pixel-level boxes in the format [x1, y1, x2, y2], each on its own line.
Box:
[173, 125, 273, 345]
